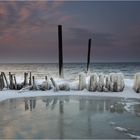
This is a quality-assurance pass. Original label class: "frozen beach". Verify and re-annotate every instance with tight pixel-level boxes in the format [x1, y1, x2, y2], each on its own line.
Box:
[0, 79, 140, 102]
[0, 63, 140, 102]
[0, 64, 140, 139]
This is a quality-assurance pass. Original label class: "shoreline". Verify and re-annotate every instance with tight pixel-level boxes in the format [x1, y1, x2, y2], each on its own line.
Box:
[0, 85, 140, 102]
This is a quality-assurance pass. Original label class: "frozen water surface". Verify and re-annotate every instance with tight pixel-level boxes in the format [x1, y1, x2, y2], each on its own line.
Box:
[0, 96, 140, 139]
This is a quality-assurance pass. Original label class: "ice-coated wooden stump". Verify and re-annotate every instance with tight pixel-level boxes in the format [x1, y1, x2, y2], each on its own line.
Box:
[39, 76, 51, 91]
[133, 73, 140, 93]
[79, 72, 86, 90]
[89, 73, 98, 92]
[59, 83, 70, 91]
[109, 73, 125, 92]
[97, 73, 105, 92]
[104, 75, 110, 92]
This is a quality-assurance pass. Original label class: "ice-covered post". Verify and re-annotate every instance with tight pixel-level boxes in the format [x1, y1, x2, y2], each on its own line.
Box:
[9, 72, 14, 89]
[1, 72, 9, 88]
[13, 75, 17, 90]
[58, 25, 64, 78]
[87, 39, 92, 73]
[29, 72, 32, 85]
[23, 72, 28, 86]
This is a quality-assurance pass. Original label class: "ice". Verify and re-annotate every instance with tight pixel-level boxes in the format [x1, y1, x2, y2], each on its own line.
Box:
[133, 73, 140, 93]
[124, 101, 140, 112]
[114, 126, 128, 133]
[0, 76, 140, 102]
[127, 133, 140, 140]
[109, 121, 116, 126]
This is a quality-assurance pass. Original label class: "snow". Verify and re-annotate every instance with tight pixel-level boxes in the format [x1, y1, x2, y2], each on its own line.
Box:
[114, 126, 140, 139]
[127, 133, 140, 140]
[0, 78, 140, 102]
[114, 126, 128, 133]
[124, 101, 140, 112]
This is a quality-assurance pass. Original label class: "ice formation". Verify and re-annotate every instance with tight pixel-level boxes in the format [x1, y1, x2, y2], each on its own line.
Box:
[109, 73, 125, 92]
[79, 72, 86, 90]
[133, 73, 140, 93]
[88, 73, 98, 92]
[97, 73, 105, 92]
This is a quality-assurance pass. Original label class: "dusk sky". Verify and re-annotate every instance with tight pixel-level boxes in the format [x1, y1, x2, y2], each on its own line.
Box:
[0, 1, 140, 63]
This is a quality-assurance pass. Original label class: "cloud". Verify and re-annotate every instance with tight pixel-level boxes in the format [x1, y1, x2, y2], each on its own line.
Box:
[66, 27, 116, 48]
[0, 1, 69, 44]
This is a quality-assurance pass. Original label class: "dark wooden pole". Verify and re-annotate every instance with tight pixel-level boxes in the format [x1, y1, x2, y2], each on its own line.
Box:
[1, 72, 9, 88]
[32, 76, 37, 90]
[87, 39, 92, 72]
[29, 72, 32, 85]
[9, 72, 14, 89]
[23, 72, 28, 86]
[0, 75, 3, 90]
[13, 75, 17, 90]
[58, 25, 63, 78]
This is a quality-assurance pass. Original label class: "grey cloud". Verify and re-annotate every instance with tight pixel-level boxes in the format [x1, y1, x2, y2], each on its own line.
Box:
[66, 27, 116, 48]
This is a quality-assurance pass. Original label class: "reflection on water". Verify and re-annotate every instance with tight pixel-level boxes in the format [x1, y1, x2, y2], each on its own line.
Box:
[0, 96, 140, 139]
[24, 98, 36, 111]
[23, 97, 126, 113]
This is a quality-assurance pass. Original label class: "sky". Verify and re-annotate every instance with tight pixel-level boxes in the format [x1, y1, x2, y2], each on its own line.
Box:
[0, 1, 140, 63]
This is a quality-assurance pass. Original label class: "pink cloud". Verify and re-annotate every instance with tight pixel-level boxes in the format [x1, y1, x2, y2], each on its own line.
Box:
[0, 3, 7, 16]
[19, 7, 30, 21]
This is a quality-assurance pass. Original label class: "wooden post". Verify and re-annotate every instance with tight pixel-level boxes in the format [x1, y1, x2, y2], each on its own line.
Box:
[9, 72, 11, 89]
[1, 72, 9, 88]
[23, 72, 28, 86]
[1, 73, 5, 89]
[87, 39, 92, 72]
[32, 76, 37, 90]
[45, 76, 47, 81]
[58, 25, 63, 78]
[9, 72, 14, 89]
[13, 75, 17, 90]
[29, 72, 32, 85]
[50, 77, 59, 91]
[0, 74, 4, 90]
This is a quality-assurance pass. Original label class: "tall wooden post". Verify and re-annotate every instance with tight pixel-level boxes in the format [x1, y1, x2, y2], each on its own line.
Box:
[58, 25, 63, 78]
[87, 39, 92, 72]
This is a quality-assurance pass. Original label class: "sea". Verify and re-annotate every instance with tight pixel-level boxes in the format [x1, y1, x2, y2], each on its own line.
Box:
[0, 62, 139, 80]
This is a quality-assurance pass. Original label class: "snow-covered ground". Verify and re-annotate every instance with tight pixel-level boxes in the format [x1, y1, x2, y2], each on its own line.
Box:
[0, 79, 140, 102]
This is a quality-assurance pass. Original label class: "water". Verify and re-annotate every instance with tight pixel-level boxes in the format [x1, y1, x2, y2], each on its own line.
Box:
[0, 96, 140, 139]
[0, 63, 139, 80]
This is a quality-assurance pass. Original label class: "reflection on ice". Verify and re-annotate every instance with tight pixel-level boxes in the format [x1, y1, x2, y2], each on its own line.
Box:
[0, 96, 140, 139]
[22, 96, 140, 115]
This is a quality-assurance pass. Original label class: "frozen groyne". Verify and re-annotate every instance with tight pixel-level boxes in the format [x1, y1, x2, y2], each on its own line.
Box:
[0, 71, 140, 93]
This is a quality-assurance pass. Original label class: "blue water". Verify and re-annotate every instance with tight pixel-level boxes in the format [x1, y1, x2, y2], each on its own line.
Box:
[0, 63, 139, 80]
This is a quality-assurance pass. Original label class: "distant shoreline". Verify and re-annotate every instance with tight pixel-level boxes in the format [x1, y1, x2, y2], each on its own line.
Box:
[0, 62, 140, 64]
